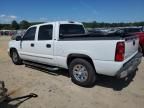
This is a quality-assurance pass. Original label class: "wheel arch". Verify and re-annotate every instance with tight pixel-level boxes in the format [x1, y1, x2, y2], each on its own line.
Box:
[9, 47, 17, 57]
[67, 53, 96, 71]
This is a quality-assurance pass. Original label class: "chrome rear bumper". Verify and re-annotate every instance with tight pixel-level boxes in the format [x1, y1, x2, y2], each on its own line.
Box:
[117, 52, 143, 78]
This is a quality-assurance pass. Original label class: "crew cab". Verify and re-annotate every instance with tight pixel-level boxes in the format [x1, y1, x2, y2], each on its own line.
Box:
[8, 21, 142, 86]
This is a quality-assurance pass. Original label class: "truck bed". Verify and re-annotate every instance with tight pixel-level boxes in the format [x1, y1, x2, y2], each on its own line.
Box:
[59, 32, 135, 40]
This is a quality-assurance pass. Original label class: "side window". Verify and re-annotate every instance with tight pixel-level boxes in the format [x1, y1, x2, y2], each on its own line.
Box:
[23, 27, 36, 41]
[38, 25, 53, 40]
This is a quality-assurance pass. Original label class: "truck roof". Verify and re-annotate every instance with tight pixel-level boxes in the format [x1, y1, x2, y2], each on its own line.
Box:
[31, 21, 83, 27]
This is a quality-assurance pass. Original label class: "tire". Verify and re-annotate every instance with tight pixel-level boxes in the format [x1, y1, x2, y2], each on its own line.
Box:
[11, 50, 22, 65]
[139, 45, 144, 56]
[142, 46, 144, 56]
[69, 58, 97, 87]
[139, 45, 142, 53]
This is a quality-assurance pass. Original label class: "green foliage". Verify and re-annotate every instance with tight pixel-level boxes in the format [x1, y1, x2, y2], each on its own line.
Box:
[19, 20, 31, 29]
[11, 20, 19, 30]
[30, 22, 44, 25]
[0, 24, 11, 30]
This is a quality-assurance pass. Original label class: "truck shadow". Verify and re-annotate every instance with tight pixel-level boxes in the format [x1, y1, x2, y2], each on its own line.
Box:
[25, 65, 137, 91]
[96, 70, 137, 91]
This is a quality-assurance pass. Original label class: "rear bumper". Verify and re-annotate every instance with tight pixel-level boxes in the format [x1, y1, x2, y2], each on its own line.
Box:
[116, 52, 143, 78]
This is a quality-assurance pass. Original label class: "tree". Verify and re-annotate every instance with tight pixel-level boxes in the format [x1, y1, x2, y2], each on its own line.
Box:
[11, 20, 19, 30]
[19, 20, 30, 29]
[92, 21, 97, 28]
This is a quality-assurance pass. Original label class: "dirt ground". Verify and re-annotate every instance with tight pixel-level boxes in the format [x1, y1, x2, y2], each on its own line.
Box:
[0, 36, 144, 108]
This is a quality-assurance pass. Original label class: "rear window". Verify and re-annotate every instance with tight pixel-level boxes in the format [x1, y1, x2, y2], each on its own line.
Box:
[59, 24, 85, 35]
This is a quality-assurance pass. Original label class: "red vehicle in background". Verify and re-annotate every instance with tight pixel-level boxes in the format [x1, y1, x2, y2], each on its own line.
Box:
[119, 27, 144, 55]
[137, 32, 144, 52]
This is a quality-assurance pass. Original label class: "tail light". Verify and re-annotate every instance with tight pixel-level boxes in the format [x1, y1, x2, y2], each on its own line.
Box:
[115, 42, 125, 61]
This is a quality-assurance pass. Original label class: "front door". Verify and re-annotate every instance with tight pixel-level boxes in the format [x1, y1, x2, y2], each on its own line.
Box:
[19, 27, 37, 61]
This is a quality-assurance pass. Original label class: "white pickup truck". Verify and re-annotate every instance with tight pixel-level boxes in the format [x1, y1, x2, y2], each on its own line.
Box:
[8, 21, 142, 86]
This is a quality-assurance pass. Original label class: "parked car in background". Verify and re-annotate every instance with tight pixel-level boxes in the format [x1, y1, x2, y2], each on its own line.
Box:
[0, 30, 16, 36]
[11, 30, 26, 40]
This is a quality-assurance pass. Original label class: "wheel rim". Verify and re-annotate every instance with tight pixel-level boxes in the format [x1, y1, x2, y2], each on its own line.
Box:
[73, 64, 88, 82]
[12, 52, 18, 62]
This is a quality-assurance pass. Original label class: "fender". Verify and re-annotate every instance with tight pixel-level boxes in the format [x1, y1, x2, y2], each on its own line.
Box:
[67, 53, 96, 71]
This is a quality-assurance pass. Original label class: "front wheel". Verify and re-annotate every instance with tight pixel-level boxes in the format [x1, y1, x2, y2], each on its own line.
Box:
[11, 50, 22, 65]
[69, 58, 97, 87]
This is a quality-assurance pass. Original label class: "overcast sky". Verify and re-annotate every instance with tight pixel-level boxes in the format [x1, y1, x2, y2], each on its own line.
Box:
[0, 0, 144, 23]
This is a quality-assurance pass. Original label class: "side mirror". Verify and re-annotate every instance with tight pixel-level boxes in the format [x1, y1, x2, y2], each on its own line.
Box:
[16, 36, 22, 41]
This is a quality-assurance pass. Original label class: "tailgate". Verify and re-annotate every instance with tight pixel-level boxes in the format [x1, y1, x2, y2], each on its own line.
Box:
[124, 36, 139, 59]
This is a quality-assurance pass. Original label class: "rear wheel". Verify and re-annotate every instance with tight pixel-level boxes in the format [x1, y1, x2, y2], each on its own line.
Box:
[139, 45, 144, 56]
[142, 46, 144, 56]
[69, 58, 97, 87]
[11, 50, 22, 65]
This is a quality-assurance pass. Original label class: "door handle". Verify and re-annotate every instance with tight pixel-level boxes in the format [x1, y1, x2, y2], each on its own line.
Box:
[31, 43, 34, 47]
[46, 44, 51, 48]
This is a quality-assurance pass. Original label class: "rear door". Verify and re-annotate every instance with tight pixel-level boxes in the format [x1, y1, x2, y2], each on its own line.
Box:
[19, 27, 37, 61]
[34, 24, 55, 65]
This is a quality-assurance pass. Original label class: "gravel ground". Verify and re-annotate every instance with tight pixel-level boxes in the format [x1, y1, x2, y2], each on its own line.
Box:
[0, 36, 144, 108]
